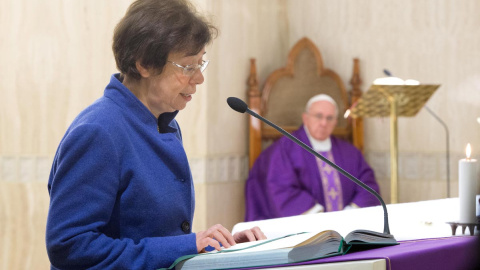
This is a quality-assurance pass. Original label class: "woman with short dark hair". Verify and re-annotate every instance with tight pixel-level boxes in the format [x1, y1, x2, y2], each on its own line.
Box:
[45, 0, 265, 269]
[113, 0, 215, 81]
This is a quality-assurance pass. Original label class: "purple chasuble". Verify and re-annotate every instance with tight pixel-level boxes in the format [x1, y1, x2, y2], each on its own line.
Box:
[245, 126, 380, 221]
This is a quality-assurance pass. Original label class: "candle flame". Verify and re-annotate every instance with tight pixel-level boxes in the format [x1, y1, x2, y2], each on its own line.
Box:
[344, 109, 351, 119]
[466, 143, 472, 159]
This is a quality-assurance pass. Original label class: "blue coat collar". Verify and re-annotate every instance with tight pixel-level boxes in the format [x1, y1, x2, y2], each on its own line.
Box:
[104, 73, 179, 133]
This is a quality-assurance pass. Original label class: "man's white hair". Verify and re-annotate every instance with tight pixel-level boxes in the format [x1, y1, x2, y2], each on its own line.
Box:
[305, 94, 338, 116]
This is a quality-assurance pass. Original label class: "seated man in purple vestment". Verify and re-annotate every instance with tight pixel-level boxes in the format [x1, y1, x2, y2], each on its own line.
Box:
[245, 94, 380, 221]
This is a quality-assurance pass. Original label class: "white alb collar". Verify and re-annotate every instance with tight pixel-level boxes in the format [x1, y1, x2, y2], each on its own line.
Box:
[304, 126, 331, 152]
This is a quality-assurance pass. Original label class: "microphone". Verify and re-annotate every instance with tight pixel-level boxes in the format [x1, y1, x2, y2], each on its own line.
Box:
[227, 97, 396, 239]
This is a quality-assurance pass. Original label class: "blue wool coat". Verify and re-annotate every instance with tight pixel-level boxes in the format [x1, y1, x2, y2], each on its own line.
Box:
[46, 74, 197, 269]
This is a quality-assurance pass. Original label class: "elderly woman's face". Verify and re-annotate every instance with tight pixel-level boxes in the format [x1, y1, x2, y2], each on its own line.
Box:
[143, 48, 206, 115]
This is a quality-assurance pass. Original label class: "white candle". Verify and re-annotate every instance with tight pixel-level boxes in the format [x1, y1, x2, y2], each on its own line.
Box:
[459, 143, 478, 223]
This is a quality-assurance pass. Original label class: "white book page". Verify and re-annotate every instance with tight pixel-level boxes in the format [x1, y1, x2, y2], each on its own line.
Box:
[209, 232, 318, 254]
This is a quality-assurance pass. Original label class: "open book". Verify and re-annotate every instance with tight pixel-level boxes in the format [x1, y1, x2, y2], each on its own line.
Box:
[162, 229, 398, 270]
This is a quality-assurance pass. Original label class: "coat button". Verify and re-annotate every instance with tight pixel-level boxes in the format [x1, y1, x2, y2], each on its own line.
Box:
[181, 221, 190, 233]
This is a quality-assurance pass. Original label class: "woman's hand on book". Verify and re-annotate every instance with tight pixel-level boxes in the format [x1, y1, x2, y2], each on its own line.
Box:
[196, 225, 267, 253]
[233, 226, 267, 243]
[196, 224, 236, 253]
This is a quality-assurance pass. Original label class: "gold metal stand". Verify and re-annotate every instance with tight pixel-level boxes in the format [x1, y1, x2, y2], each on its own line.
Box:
[388, 94, 399, 203]
[350, 84, 440, 204]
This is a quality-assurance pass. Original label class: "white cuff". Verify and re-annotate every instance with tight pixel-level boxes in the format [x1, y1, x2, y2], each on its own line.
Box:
[302, 203, 325, 215]
[343, 203, 360, 210]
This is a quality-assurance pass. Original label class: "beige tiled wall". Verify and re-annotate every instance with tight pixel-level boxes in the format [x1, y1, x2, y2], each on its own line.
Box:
[0, 182, 50, 269]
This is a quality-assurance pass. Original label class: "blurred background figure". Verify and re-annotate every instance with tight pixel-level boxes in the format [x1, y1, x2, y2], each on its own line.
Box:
[245, 94, 380, 221]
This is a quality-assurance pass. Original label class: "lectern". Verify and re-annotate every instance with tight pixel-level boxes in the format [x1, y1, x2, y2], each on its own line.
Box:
[350, 84, 440, 203]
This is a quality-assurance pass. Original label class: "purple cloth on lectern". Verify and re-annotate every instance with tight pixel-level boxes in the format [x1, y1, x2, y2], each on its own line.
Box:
[245, 126, 380, 221]
[238, 236, 480, 270]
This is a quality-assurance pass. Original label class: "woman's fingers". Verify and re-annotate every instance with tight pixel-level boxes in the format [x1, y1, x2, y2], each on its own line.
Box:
[198, 237, 221, 253]
[202, 224, 235, 247]
[233, 226, 268, 243]
[241, 229, 256, 242]
[210, 229, 232, 248]
[214, 224, 236, 246]
[250, 226, 267, 240]
[234, 230, 257, 243]
[196, 224, 237, 252]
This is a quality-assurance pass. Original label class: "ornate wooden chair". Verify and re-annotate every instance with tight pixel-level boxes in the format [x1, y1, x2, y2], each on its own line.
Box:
[246, 37, 364, 169]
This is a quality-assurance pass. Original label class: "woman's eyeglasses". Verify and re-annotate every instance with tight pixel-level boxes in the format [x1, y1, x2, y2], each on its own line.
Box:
[168, 60, 209, 77]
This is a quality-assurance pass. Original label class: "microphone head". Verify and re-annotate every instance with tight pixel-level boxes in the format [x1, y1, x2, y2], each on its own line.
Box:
[227, 97, 248, 113]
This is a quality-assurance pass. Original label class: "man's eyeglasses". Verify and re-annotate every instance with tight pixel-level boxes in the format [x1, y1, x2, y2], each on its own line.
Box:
[167, 60, 209, 77]
[307, 113, 336, 122]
